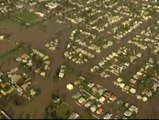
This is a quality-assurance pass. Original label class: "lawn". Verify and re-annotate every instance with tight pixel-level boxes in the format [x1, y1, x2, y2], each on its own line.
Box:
[14, 10, 40, 24]
[0, 43, 29, 63]
[80, 110, 95, 119]
[0, 18, 16, 24]
[55, 102, 73, 119]
[0, 10, 41, 25]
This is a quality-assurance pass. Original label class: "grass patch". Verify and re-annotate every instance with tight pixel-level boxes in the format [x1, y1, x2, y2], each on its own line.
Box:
[0, 18, 16, 24]
[93, 92, 101, 99]
[81, 112, 95, 119]
[0, 44, 30, 63]
[14, 10, 40, 24]
[0, 10, 40, 25]
[152, 90, 159, 99]
[55, 102, 73, 119]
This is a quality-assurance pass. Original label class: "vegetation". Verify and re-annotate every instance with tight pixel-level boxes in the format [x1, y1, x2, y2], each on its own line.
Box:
[55, 103, 73, 119]
[14, 10, 40, 24]
[0, 18, 16, 24]
[0, 43, 29, 63]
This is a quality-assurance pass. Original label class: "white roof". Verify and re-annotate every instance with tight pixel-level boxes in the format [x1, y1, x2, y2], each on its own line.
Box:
[99, 96, 106, 103]
[143, 96, 148, 102]
[130, 88, 136, 94]
[40, 72, 46, 77]
[117, 78, 123, 82]
[119, 83, 125, 88]
[78, 97, 85, 104]
[59, 72, 64, 78]
[129, 105, 138, 113]
[66, 83, 74, 90]
[103, 113, 112, 119]
[30, 89, 36, 96]
[0, 36, 4, 40]
[90, 105, 97, 112]
[84, 102, 92, 108]
[68, 112, 79, 119]
[124, 110, 133, 117]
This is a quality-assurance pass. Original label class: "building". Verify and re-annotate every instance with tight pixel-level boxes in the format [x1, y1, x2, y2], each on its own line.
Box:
[68, 112, 79, 119]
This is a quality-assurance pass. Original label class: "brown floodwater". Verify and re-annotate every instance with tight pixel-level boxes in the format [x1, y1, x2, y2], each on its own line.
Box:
[0, 14, 159, 119]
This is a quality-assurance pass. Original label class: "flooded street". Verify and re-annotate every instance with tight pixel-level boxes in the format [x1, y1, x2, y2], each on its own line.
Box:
[0, 19, 72, 118]
[0, 11, 159, 119]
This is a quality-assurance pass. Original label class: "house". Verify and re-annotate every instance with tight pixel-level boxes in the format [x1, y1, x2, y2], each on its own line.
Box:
[119, 83, 125, 89]
[99, 96, 106, 104]
[109, 94, 117, 102]
[59, 72, 64, 78]
[34, 12, 45, 17]
[103, 113, 112, 119]
[0, 109, 11, 119]
[58, 65, 66, 78]
[0, 36, 4, 40]
[96, 107, 104, 115]
[88, 83, 94, 88]
[68, 112, 79, 119]
[84, 101, 92, 108]
[124, 102, 130, 108]
[78, 97, 85, 104]
[43, 55, 49, 60]
[74, 80, 80, 86]
[17, 87, 23, 95]
[72, 92, 81, 99]
[97, 88, 105, 95]
[130, 88, 136, 94]
[8, 74, 22, 84]
[21, 54, 30, 60]
[40, 72, 46, 77]
[90, 105, 97, 113]
[122, 85, 130, 93]
[27, 60, 33, 67]
[32, 49, 45, 58]
[142, 96, 148, 102]
[10, 67, 19, 74]
[52, 97, 60, 104]
[92, 86, 98, 93]
[0, 71, 3, 77]
[21, 83, 29, 91]
[1, 85, 14, 96]
[130, 79, 136, 84]
[117, 78, 123, 83]
[143, 90, 153, 97]
[1, 90, 7, 96]
[46, 2, 58, 9]
[66, 83, 74, 91]
[129, 105, 138, 113]
[104, 91, 111, 98]
[124, 110, 133, 117]
[30, 89, 36, 96]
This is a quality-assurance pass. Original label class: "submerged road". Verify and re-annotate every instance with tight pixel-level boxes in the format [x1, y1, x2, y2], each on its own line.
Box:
[0, 13, 159, 119]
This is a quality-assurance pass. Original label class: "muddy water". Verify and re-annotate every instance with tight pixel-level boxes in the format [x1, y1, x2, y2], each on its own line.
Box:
[0, 20, 72, 119]
[0, 40, 15, 54]
[0, 15, 159, 119]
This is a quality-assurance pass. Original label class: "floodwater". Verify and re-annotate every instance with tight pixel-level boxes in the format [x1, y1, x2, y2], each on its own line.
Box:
[0, 15, 159, 119]
[0, 20, 72, 119]
[0, 40, 15, 54]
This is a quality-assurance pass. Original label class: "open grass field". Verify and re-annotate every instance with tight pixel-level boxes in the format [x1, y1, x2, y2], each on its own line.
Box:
[0, 10, 41, 25]
[0, 43, 29, 64]
[14, 10, 40, 24]
[55, 102, 73, 119]
[0, 18, 16, 25]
